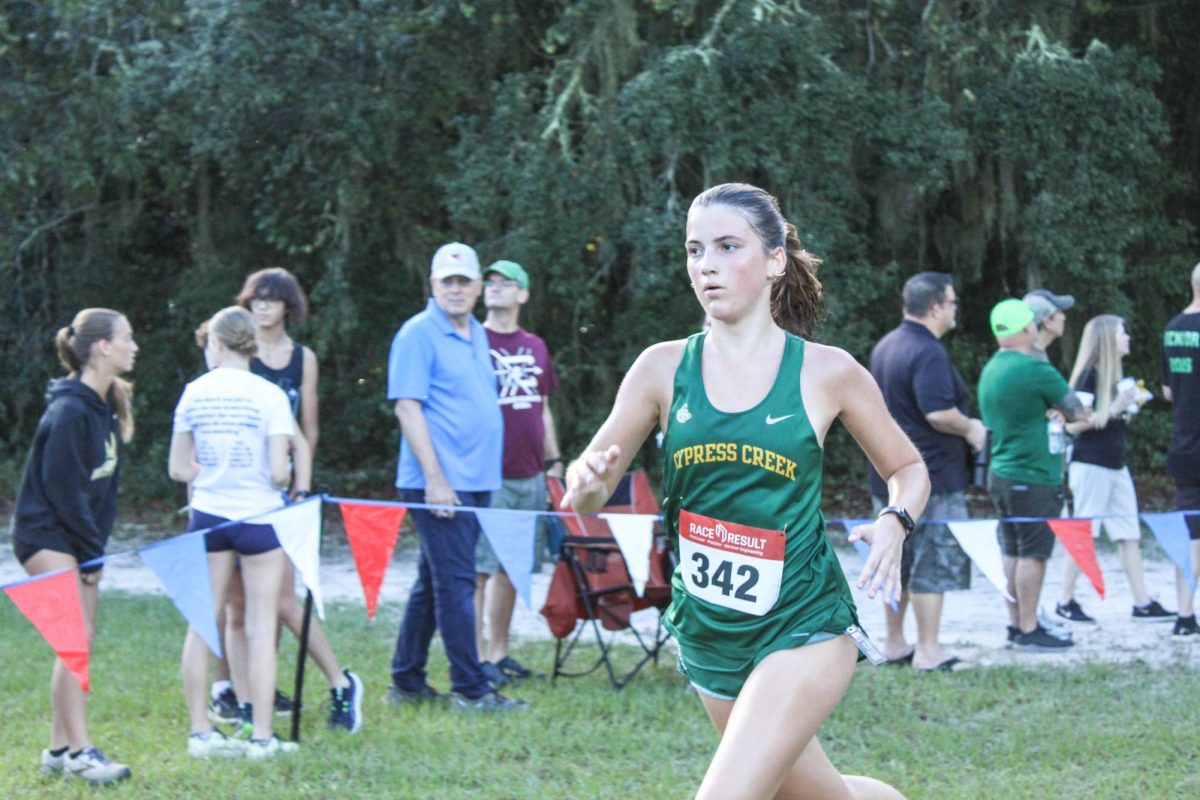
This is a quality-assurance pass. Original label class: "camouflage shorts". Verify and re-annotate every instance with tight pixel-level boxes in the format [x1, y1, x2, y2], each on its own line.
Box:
[873, 491, 971, 593]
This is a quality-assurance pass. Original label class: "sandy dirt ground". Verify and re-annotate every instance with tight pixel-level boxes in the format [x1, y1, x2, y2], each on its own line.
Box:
[2, 527, 1196, 671]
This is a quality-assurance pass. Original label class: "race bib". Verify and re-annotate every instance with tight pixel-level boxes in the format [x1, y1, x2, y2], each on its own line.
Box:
[678, 509, 786, 616]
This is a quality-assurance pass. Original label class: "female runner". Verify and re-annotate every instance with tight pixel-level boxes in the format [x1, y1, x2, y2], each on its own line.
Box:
[11, 309, 137, 785]
[563, 183, 928, 800]
[170, 306, 298, 759]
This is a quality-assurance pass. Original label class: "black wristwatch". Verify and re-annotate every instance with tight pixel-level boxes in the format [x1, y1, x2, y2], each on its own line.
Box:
[876, 505, 915, 537]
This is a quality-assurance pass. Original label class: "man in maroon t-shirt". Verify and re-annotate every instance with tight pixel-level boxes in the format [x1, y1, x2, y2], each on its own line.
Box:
[475, 260, 563, 686]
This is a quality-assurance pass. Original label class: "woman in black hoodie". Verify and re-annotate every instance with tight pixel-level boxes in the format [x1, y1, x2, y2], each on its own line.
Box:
[11, 308, 137, 786]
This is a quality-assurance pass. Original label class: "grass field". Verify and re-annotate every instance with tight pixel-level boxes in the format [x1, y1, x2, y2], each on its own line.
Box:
[1, 593, 1197, 799]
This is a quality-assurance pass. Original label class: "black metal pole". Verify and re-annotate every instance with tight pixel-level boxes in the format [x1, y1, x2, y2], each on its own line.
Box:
[290, 588, 313, 742]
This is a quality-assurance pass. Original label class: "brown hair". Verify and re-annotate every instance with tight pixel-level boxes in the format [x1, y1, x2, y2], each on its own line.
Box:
[236, 267, 309, 323]
[55, 308, 135, 442]
[690, 183, 824, 338]
[208, 307, 259, 357]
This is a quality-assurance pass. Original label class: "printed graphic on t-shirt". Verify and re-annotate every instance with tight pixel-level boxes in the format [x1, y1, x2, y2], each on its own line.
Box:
[90, 432, 118, 480]
[492, 346, 544, 411]
[187, 396, 266, 468]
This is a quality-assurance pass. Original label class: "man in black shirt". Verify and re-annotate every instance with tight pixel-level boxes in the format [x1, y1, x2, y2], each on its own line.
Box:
[1162, 262, 1200, 638]
[868, 272, 986, 670]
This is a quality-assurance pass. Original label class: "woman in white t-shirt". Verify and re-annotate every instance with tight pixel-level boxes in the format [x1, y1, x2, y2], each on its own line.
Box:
[169, 306, 298, 760]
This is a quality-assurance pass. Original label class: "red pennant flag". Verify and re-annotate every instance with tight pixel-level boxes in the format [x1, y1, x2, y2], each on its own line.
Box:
[338, 503, 407, 619]
[1047, 518, 1105, 600]
[4, 569, 90, 691]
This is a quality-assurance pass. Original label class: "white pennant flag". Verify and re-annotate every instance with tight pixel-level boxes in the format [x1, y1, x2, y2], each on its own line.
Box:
[251, 497, 325, 619]
[946, 520, 1014, 603]
[599, 513, 656, 596]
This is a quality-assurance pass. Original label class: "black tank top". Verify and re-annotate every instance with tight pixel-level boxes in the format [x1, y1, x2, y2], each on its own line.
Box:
[251, 342, 303, 417]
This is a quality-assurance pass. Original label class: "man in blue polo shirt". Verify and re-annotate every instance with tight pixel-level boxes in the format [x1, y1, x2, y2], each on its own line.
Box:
[868, 272, 986, 671]
[384, 242, 525, 711]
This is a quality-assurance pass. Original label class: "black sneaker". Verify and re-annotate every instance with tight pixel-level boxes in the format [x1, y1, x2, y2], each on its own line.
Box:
[1005, 625, 1018, 649]
[328, 670, 363, 734]
[448, 690, 529, 713]
[208, 686, 241, 725]
[497, 655, 545, 680]
[1014, 625, 1074, 652]
[1172, 615, 1200, 639]
[384, 683, 441, 707]
[1132, 599, 1176, 622]
[1055, 599, 1096, 624]
[480, 661, 510, 689]
[274, 689, 294, 717]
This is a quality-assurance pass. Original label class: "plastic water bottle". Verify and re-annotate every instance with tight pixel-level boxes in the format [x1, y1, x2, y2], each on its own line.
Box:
[1047, 418, 1066, 454]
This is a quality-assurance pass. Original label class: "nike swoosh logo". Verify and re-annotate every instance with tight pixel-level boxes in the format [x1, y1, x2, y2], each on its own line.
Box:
[765, 413, 795, 425]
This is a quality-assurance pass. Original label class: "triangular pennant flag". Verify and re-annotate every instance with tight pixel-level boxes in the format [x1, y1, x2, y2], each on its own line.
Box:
[475, 509, 537, 609]
[140, 533, 222, 656]
[600, 513, 656, 596]
[338, 502, 407, 619]
[252, 497, 325, 619]
[947, 520, 1015, 603]
[1047, 518, 1105, 599]
[4, 569, 90, 691]
[1143, 512, 1196, 595]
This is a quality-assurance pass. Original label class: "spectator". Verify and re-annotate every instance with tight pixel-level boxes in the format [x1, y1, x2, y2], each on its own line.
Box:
[979, 299, 1087, 651]
[11, 309, 137, 784]
[1056, 315, 1174, 625]
[1162, 262, 1200, 639]
[868, 272, 985, 671]
[384, 242, 525, 711]
[170, 307, 299, 759]
[1023, 289, 1075, 363]
[475, 260, 561, 687]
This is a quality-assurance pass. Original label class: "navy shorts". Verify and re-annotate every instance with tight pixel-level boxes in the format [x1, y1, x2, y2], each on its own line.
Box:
[190, 509, 281, 556]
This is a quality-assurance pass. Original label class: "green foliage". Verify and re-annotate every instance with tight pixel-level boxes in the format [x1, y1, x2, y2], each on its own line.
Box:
[1, 0, 1195, 501]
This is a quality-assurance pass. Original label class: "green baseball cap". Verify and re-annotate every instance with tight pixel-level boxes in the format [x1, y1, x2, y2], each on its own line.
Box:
[990, 298, 1035, 338]
[484, 260, 529, 289]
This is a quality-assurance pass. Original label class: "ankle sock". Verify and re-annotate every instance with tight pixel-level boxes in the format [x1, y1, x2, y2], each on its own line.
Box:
[49, 746, 69, 758]
[69, 749, 84, 759]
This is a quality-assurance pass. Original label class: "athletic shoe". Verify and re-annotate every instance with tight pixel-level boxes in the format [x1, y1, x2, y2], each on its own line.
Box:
[1172, 615, 1200, 639]
[188, 729, 247, 759]
[1055, 599, 1096, 623]
[1132, 599, 1176, 622]
[448, 690, 529, 712]
[383, 683, 441, 707]
[480, 660, 510, 688]
[208, 686, 241, 724]
[1005, 625, 1018, 649]
[40, 748, 66, 776]
[274, 689, 294, 717]
[328, 670, 363, 734]
[245, 734, 298, 761]
[64, 747, 131, 785]
[497, 655, 545, 680]
[232, 703, 254, 739]
[1013, 625, 1074, 652]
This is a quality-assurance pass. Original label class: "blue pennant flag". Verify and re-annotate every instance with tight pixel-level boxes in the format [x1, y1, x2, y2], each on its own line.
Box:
[1142, 512, 1196, 595]
[139, 533, 222, 657]
[475, 509, 537, 609]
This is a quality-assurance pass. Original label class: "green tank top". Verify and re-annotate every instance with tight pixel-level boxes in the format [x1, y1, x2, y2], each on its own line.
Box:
[661, 332, 856, 658]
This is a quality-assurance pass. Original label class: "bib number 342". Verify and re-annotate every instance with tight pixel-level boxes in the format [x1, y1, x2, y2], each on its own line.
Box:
[678, 509, 785, 616]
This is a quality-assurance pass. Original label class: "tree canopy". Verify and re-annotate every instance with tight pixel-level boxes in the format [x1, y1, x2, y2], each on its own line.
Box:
[2, 0, 1196, 503]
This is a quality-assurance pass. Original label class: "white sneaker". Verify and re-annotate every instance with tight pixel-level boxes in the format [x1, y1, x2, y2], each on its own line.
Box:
[245, 734, 299, 761]
[64, 747, 131, 785]
[188, 729, 248, 759]
[40, 748, 66, 776]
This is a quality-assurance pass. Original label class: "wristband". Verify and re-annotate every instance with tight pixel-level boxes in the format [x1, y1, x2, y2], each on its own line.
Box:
[876, 505, 915, 537]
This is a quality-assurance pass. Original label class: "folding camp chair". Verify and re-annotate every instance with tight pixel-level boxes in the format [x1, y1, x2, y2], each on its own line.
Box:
[540, 471, 673, 689]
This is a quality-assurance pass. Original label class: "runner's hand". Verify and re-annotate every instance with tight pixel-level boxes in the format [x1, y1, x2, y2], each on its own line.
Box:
[848, 517, 904, 603]
[561, 445, 621, 512]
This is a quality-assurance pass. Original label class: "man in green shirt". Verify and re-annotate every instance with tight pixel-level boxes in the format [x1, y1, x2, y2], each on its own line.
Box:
[979, 299, 1087, 652]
